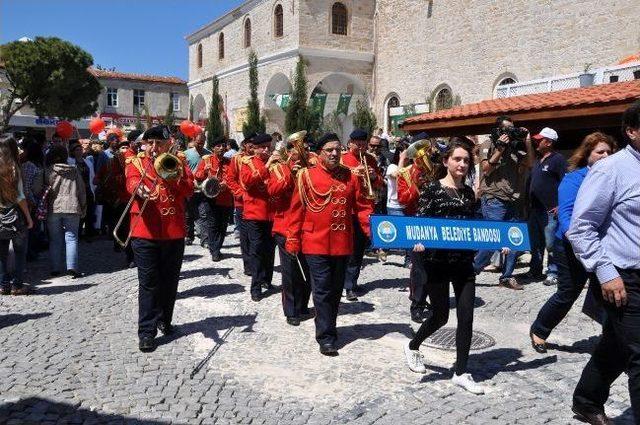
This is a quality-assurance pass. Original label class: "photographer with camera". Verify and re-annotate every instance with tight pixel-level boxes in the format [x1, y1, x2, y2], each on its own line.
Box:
[474, 116, 534, 290]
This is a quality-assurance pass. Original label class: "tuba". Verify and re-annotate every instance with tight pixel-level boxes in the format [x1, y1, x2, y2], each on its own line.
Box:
[287, 130, 309, 168]
[201, 177, 221, 198]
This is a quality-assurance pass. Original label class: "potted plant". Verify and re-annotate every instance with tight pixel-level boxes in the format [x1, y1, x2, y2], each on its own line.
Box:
[579, 63, 595, 87]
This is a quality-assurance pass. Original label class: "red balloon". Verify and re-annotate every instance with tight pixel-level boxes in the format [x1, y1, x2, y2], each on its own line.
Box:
[55, 121, 74, 139]
[89, 118, 106, 135]
[191, 124, 202, 136]
[180, 120, 195, 137]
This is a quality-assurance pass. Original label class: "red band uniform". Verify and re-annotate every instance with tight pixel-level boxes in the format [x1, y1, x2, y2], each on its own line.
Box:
[287, 133, 373, 354]
[124, 126, 194, 352]
[239, 134, 276, 300]
[339, 129, 380, 300]
[193, 137, 234, 262]
[225, 143, 252, 274]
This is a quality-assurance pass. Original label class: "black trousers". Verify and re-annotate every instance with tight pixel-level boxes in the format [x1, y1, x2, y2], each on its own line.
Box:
[244, 219, 275, 296]
[344, 219, 369, 291]
[410, 261, 476, 375]
[409, 251, 430, 314]
[237, 209, 251, 274]
[274, 234, 311, 318]
[573, 269, 640, 421]
[306, 255, 348, 345]
[532, 238, 598, 340]
[185, 193, 202, 240]
[197, 197, 231, 257]
[132, 238, 185, 339]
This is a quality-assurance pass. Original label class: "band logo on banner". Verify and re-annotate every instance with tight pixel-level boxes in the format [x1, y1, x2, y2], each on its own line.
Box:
[370, 215, 530, 251]
[268, 94, 290, 110]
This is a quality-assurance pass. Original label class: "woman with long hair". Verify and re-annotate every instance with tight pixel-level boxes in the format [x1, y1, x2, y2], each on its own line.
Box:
[530, 132, 617, 352]
[402, 138, 486, 394]
[20, 138, 45, 261]
[0, 137, 34, 295]
[45, 145, 87, 278]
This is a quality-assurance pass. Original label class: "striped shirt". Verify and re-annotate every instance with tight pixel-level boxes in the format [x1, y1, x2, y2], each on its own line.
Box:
[567, 145, 640, 284]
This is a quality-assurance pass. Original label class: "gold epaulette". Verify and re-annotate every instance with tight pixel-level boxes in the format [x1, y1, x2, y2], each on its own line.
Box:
[137, 152, 146, 158]
[241, 156, 254, 165]
[270, 162, 284, 180]
[398, 165, 414, 187]
[202, 154, 211, 160]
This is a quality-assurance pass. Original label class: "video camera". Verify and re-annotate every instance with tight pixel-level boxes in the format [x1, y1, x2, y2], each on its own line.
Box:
[490, 126, 528, 151]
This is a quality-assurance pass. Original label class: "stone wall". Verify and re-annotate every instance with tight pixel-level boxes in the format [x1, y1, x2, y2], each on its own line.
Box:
[373, 0, 640, 124]
[96, 80, 188, 118]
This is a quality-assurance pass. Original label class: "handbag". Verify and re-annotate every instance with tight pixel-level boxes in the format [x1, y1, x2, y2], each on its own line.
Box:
[36, 185, 51, 221]
[0, 204, 25, 240]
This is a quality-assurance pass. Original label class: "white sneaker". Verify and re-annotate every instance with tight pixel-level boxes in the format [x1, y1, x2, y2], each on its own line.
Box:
[451, 373, 485, 394]
[403, 341, 426, 373]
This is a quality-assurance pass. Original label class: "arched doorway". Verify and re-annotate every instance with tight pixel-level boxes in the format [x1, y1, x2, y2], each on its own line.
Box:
[263, 72, 292, 134]
[192, 93, 207, 124]
[383, 94, 400, 134]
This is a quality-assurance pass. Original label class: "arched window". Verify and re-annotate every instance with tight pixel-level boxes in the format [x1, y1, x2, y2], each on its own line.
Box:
[434, 87, 453, 111]
[385, 96, 400, 133]
[332, 3, 348, 35]
[244, 18, 252, 48]
[218, 33, 225, 59]
[498, 77, 517, 86]
[197, 44, 203, 68]
[274, 4, 284, 38]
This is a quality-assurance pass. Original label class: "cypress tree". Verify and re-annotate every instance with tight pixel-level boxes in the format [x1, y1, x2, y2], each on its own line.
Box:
[242, 50, 266, 137]
[206, 76, 224, 149]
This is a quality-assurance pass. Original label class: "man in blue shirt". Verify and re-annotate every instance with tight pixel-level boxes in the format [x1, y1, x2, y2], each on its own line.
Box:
[183, 133, 211, 245]
[567, 101, 640, 424]
[526, 127, 566, 285]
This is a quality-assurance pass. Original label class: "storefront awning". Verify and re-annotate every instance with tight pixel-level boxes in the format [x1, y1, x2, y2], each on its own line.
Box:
[401, 80, 640, 137]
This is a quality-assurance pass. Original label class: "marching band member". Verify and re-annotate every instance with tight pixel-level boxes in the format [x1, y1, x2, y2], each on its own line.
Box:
[183, 133, 210, 246]
[226, 136, 254, 275]
[124, 125, 194, 353]
[397, 135, 443, 323]
[240, 133, 276, 301]
[193, 136, 233, 262]
[340, 129, 381, 301]
[287, 133, 373, 356]
[268, 133, 311, 326]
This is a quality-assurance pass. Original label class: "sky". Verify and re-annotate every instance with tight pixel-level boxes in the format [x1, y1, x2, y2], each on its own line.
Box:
[0, 0, 246, 80]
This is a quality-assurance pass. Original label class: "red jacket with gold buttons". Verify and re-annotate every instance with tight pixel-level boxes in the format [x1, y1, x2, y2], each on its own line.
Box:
[125, 153, 194, 240]
[193, 154, 233, 207]
[267, 162, 295, 237]
[341, 149, 384, 191]
[226, 154, 244, 209]
[397, 164, 424, 216]
[288, 163, 373, 256]
[239, 155, 272, 221]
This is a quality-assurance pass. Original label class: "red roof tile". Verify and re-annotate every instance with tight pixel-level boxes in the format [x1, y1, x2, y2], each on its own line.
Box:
[404, 80, 640, 126]
[89, 68, 186, 85]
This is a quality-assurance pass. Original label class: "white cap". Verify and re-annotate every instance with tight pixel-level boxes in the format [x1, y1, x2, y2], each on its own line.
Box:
[533, 127, 558, 142]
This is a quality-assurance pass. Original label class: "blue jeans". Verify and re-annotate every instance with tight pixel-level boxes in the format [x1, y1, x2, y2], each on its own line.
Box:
[387, 207, 404, 216]
[0, 230, 28, 288]
[528, 208, 558, 277]
[473, 197, 519, 279]
[47, 213, 80, 272]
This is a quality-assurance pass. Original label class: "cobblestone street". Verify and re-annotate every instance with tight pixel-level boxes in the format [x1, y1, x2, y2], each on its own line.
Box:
[0, 232, 634, 424]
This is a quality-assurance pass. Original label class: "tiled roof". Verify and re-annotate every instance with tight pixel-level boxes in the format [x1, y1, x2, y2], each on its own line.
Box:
[403, 80, 640, 126]
[89, 68, 186, 85]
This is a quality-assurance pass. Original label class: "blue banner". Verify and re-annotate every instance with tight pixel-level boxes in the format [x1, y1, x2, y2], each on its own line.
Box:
[370, 215, 530, 251]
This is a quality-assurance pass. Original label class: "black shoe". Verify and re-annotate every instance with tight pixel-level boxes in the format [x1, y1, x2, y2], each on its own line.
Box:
[50, 271, 61, 277]
[251, 294, 261, 302]
[244, 270, 252, 277]
[185, 238, 194, 246]
[319, 343, 339, 356]
[345, 290, 358, 302]
[530, 329, 547, 354]
[69, 270, 85, 279]
[300, 309, 315, 321]
[200, 240, 207, 248]
[410, 310, 424, 324]
[157, 322, 175, 336]
[1, 285, 10, 295]
[139, 337, 156, 353]
[522, 271, 545, 281]
[211, 253, 222, 262]
[286, 317, 300, 326]
[571, 405, 612, 425]
[261, 282, 273, 290]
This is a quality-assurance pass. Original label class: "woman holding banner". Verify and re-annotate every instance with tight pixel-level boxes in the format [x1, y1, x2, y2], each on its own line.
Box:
[402, 137, 486, 394]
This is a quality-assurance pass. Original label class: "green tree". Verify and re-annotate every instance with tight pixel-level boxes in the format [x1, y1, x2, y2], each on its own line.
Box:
[206, 76, 224, 149]
[134, 109, 144, 131]
[143, 105, 152, 129]
[242, 50, 266, 137]
[285, 56, 319, 136]
[0, 36, 101, 132]
[353, 98, 377, 138]
[163, 101, 175, 127]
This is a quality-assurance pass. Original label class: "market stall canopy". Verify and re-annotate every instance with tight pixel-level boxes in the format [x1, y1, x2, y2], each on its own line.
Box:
[401, 80, 640, 137]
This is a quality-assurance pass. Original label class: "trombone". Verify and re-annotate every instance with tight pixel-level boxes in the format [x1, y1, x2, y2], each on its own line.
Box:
[113, 147, 183, 248]
[358, 150, 376, 199]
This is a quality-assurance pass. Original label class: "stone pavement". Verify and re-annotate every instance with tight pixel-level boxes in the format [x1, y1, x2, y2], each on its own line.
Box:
[0, 231, 634, 424]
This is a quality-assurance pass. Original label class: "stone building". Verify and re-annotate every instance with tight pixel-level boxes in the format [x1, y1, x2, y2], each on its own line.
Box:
[186, 0, 640, 141]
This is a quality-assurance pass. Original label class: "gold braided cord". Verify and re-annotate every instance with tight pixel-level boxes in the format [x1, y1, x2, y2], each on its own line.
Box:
[297, 168, 333, 213]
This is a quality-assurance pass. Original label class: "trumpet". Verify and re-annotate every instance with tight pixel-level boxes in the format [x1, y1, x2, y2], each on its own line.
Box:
[113, 149, 183, 248]
[358, 150, 376, 199]
[288, 130, 309, 168]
